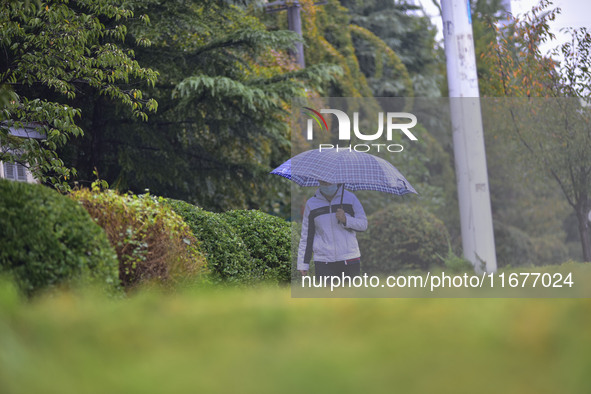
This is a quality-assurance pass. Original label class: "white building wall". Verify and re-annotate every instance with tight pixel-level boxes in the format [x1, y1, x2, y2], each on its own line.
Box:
[0, 160, 38, 183]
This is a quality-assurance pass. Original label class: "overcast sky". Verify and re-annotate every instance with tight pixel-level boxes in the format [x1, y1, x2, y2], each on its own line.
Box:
[416, 0, 591, 54]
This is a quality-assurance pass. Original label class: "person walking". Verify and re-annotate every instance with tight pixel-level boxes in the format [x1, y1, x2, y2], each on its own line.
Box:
[297, 180, 368, 279]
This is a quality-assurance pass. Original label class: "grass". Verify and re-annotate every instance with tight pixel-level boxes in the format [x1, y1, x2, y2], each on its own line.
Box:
[0, 274, 590, 394]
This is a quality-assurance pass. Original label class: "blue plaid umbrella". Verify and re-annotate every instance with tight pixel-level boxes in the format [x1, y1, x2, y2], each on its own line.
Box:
[270, 149, 417, 196]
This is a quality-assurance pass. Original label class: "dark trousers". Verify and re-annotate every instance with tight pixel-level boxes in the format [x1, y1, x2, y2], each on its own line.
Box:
[315, 259, 361, 279]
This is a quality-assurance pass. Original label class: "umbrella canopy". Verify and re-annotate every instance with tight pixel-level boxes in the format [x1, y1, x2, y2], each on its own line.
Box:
[270, 149, 417, 196]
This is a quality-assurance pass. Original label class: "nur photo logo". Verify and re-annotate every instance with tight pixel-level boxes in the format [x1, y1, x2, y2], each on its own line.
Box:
[301, 107, 419, 153]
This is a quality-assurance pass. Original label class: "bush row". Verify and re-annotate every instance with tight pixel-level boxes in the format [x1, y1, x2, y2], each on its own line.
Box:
[166, 200, 291, 284]
[0, 180, 292, 295]
[2, 179, 472, 294]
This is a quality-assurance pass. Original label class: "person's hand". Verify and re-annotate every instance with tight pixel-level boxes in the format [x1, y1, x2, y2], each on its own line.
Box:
[336, 208, 347, 225]
[299, 270, 309, 276]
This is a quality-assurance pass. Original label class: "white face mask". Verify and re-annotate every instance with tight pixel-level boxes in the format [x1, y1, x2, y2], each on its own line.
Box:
[319, 184, 338, 196]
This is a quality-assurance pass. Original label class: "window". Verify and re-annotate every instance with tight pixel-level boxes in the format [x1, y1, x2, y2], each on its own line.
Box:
[3, 161, 28, 182]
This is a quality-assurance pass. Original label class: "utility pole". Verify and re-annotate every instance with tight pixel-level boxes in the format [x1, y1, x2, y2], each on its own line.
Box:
[441, 0, 497, 273]
[265, 1, 327, 68]
[265, 1, 306, 67]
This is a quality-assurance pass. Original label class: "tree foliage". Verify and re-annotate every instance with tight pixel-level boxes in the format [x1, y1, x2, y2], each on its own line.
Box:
[479, 0, 591, 262]
[0, 0, 157, 189]
[341, 0, 443, 97]
[2, 0, 450, 220]
[479, 0, 559, 97]
[264, 0, 442, 98]
[64, 0, 339, 213]
[467, 0, 571, 265]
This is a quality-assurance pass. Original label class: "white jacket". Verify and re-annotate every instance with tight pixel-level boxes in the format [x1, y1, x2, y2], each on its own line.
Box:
[297, 188, 368, 270]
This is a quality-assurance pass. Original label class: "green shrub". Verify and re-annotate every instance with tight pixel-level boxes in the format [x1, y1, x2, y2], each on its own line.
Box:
[70, 189, 205, 289]
[358, 204, 449, 273]
[531, 234, 569, 266]
[222, 210, 291, 283]
[493, 221, 568, 268]
[436, 245, 475, 274]
[166, 200, 256, 283]
[493, 220, 535, 268]
[0, 179, 119, 295]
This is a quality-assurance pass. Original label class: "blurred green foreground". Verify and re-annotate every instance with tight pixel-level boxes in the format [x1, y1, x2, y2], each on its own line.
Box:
[0, 282, 590, 394]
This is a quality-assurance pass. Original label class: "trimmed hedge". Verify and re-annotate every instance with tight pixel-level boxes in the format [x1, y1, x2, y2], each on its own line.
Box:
[0, 179, 119, 295]
[358, 204, 449, 273]
[70, 190, 206, 289]
[222, 210, 291, 283]
[166, 200, 256, 283]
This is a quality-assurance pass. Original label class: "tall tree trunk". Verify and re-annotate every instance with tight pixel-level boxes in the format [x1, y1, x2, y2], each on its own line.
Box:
[576, 204, 591, 262]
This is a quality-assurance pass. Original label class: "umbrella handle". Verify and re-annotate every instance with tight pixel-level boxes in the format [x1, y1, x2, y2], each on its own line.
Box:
[339, 183, 345, 209]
